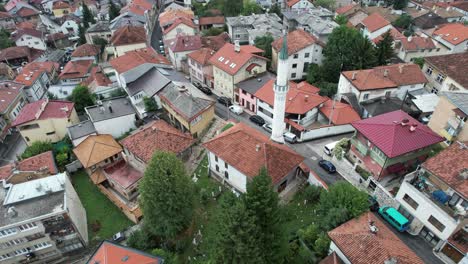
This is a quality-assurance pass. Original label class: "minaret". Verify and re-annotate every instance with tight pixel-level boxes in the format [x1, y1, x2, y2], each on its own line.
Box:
[270, 34, 289, 144]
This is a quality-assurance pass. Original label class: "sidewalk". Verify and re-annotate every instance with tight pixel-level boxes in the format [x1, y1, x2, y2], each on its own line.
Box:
[324, 155, 366, 190]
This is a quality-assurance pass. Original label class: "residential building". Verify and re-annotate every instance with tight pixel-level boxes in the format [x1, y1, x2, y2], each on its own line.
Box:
[431, 5, 464, 22]
[395, 142, 467, 263]
[0, 63, 16, 81]
[162, 17, 197, 41]
[413, 12, 446, 31]
[120, 120, 194, 169]
[348, 110, 444, 180]
[201, 32, 231, 51]
[423, 53, 467, 94]
[282, 10, 338, 43]
[37, 14, 61, 34]
[286, 0, 314, 10]
[0, 151, 58, 183]
[11, 28, 47, 51]
[0, 173, 88, 264]
[0, 81, 27, 142]
[110, 25, 147, 57]
[67, 120, 97, 147]
[73, 134, 143, 223]
[187, 48, 215, 88]
[87, 240, 164, 264]
[395, 36, 438, 62]
[85, 97, 137, 138]
[0, 47, 44, 69]
[166, 35, 202, 70]
[15, 61, 59, 102]
[358, 13, 394, 41]
[236, 71, 276, 113]
[318, 100, 361, 126]
[110, 12, 145, 33]
[337, 63, 428, 106]
[425, 23, 468, 55]
[58, 14, 81, 36]
[46, 32, 72, 49]
[58, 59, 94, 85]
[159, 85, 215, 138]
[85, 21, 112, 44]
[327, 212, 424, 264]
[226, 13, 282, 44]
[450, 1, 468, 21]
[199, 16, 225, 31]
[271, 29, 324, 80]
[52, 1, 71, 18]
[0, 11, 16, 31]
[428, 92, 468, 144]
[81, 66, 116, 98]
[203, 123, 306, 193]
[208, 42, 268, 100]
[71, 44, 100, 63]
[8, 2, 40, 22]
[11, 99, 80, 145]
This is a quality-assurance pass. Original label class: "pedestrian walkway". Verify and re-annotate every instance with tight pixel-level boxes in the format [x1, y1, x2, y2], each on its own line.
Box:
[325, 155, 366, 189]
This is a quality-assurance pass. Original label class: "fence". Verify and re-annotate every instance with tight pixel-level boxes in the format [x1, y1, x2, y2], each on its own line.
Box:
[300, 124, 355, 141]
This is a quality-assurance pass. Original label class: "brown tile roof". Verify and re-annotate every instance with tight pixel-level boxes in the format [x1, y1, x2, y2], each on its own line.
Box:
[11, 28, 43, 41]
[71, 44, 100, 57]
[425, 53, 468, 88]
[0, 81, 23, 113]
[59, 59, 93, 80]
[361, 13, 391, 33]
[201, 32, 231, 51]
[159, 9, 194, 28]
[451, 1, 468, 12]
[342, 63, 427, 91]
[272, 29, 324, 55]
[0, 46, 43, 62]
[203, 123, 304, 185]
[447, 228, 467, 254]
[328, 212, 424, 264]
[319, 100, 361, 125]
[109, 47, 170, 74]
[81, 66, 112, 88]
[209, 43, 266, 75]
[423, 141, 468, 197]
[52, 0, 70, 9]
[120, 120, 194, 164]
[12, 99, 75, 127]
[110, 26, 146, 46]
[336, 3, 357, 15]
[46, 32, 68, 41]
[73, 134, 123, 168]
[397, 36, 436, 51]
[15, 61, 59, 86]
[0, 11, 12, 19]
[319, 252, 344, 264]
[17, 6, 39, 17]
[188, 48, 215, 65]
[199, 16, 225, 26]
[16, 21, 36, 30]
[162, 17, 197, 35]
[0, 151, 58, 181]
[372, 28, 404, 43]
[432, 23, 468, 45]
[167, 35, 202, 53]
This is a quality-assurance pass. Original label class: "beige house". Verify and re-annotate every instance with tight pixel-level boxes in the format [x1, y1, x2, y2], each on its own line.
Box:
[162, 19, 197, 41]
[110, 26, 147, 58]
[12, 99, 79, 145]
[423, 53, 467, 94]
[428, 92, 468, 144]
[208, 42, 267, 101]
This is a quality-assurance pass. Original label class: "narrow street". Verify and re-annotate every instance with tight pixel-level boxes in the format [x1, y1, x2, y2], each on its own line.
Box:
[0, 131, 26, 166]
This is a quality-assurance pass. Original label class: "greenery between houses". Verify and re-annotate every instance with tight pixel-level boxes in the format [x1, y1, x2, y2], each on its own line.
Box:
[21, 141, 54, 159]
[143, 96, 158, 112]
[221, 123, 234, 132]
[254, 34, 274, 69]
[333, 138, 350, 160]
[108, 0, 121, 21]
[0, 28, 14, 49]
[68, 85, 95, 113]
[355, 165, 372, 180]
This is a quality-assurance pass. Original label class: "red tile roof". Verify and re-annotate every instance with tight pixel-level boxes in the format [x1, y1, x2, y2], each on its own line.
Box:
[372, 27, 404, 43]
[397, 36, 436, 51]
[287, 0, 301, 7]
[59, 59, 93, 80]
[201, 32, 231, 51]
[12, 99, 75, 127]
[0, 11, 12, 18]
[432, 23, 468, 45]
[73, 135, 122, 168]
[423, 141, 468, 197]
[15, 61, 59, 86]
[319, 100, 361, 125]
[199, 16, 225, 26]
[336, 3, 357, 14]
[162, 17, 197, 35]
[46, 32, 68, 41]
[255, 79, 325, 115]
[11, 28, 43, 41]
[0, 151, 58, 180]
[272, 29, 324, 55]
[450, 1, 468, 12]
[361, 13, 391, 32]
[328, 212, 424, 264]
[110, 47, 170, 74]
[120, 120, 194, 164]
[87, 240, 162, 264]
[110, 26, 146, 46]
[71, 44, 100, 57]
[103, 160, 143, 189]
[52, 0, 70, 9]
[319, 252, 344, 264]
[159, 9, 194, 28]
[123, 0, 153, 16]
[16, 6, 39, 17]
[187, 48, 215, 65]
[0, 46, 43, 62]
[342, 63, 427, 91]
[167, 35, 202, 53]
[81, 66, 112, 88]
[351, 110, 444, 158]
[208, 43, 266, 75]
[203, 122, 304, 185]
[0, 81, 23, 113]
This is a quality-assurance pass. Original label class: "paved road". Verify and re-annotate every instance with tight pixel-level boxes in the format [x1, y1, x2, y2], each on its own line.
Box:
[0, 132, 26, 166]
[150, 4, 164, 52]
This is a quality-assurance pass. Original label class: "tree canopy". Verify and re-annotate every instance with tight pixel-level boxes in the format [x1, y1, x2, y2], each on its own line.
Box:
[68, 85, 94, 113]
[108, 0, 120, 21]
[254, 34, 274, 69]
[21, 141, 54, 159]
[393, 14, 413, 30]
[0, 28, 14, 49]
[393, 0, 408, 10]
[242, 1, 264, 15]
[82, 3, 95, 28]
[375, 30, 394, 65]
[77, 25, 86, 45]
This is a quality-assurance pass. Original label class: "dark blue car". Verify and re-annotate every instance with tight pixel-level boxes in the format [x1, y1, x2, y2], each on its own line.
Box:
[318, 160, 336, 173]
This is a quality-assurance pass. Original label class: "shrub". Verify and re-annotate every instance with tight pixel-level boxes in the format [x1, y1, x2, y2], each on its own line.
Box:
[221, 123, 234, 132]
[301, 185, 322, 204]
[21, 141, 54, 159]
[355, 165, 371, 180]
[55, 152, 68, 167]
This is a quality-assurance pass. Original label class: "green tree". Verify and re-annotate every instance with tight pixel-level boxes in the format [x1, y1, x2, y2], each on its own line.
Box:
[393, 0, 408, 10]
[139, 151, 195, 239]
[82, 3, 95, 28]
[151, 248, 176, 264]
[316, 82, 338, 97]
[413, 57, 424, 68]
[306, 63, 324, 84]
[0, 4, 6, 12]
[254, 34, 274, 68]
[242, 0, 263, 15]
[109, 88, 127, 97]
[126, 229, 156, 251]
[108, 0, 120, 21]
[298, 223, 320, 246]
[375, 30, 394, 65]
[269, 4, 282, 18]
[68, 85, 94, 113]
[143, 96, 158, 112]
[350, 34, 377, 69]
[92, 37, 108, 54]
[202, 27, 225, 36]
[333, 138, 350, 160]
[77, 25, 86, 45]
[0, 28, 14, 49]
[21, 141, 54, 159]
[244, 168, 287, 262]
[314, 0, 336, 9]
[393, 14, 412, 29]
[313, 232, 331, 258]
[223, 0, 243, 16]
[319, 207, 350, 231]
[318, 181, 368, 219]
[335, 14, 348, 25]
[55, 152, 68, 168]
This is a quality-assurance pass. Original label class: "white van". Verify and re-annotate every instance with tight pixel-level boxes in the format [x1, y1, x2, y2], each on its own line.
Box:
[283, 132, 297, 143]
[324, 140, 340, 156]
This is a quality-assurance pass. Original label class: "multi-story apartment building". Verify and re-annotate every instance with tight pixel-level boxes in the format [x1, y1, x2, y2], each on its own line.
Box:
[423, 53, 467, 94]
[424, 23, 468, 55]
[187, 48, 215, 88]
[0, 81, 27, 143]
[226, 13, 283, 45]
[0, 173, 88, 264]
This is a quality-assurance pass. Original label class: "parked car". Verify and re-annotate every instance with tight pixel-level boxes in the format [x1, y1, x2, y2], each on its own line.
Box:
[283, 132, 297, 143]
[193, 82, 212, 95]
[262, 123, 272, 133]
[229, 105, 243, 115]
[318, 160, 336, 173]
[324, 140, 340, 156]
[249, 115, 265, 126]
[378, 206, 410, 232]
[217, 96, 232, 106]
[368, 195, 380, 212]
[112, 231, 125, 242]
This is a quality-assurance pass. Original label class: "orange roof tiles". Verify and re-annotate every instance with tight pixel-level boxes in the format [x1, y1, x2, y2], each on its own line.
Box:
[319, 100, 361, 125]
[203, 123, 304, 185]
[287, 0, 302, 7]
[12, 99, 75, 127]
[432, 23, 468, 45]
[423, 141, 468, 197]
[52, 0, 70, 9]
[73, 135, 123, 168]
[372, 28, 404, 43]
[199, 16, 225, 26]
[397, 36, 436, 51]
[255, 79, 326, 115]
[342, 63, 427, 91]
[162, 17, 197, 35]
[328, 212, 424, 264]
[272, 29, 324, 55]
[361, 13, 391, 33]
[0, 151, 57, 181]
[71, 44, 100, 57]
[81, 66, 112, 88]
[187, 48, 215, 65]
[159, 9, 194, 28]
[87, 240, 162, 264]
[110, 26, 146, 46]
[336, 3, 357, 14]
[15, 61, 59, 86]
[110, 47, 170, 74]
[59, 59, 93, 80]
[209, 43, 266, 75]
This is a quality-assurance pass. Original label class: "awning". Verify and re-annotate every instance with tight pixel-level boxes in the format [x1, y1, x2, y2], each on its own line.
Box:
[245, 63, 260, 73]
[285, 118, 305, 132]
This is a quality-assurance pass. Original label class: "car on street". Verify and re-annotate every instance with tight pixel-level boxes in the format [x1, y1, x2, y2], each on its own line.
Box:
[217, 96, 232, 106]
[249, 115, 265, 126]
[112, 231, 125, 242]
[229, 105, 243, 115]
[193, 82, 212, 95]
[318, 160, 336, 173]
[262, 123, 272, 133]
[283, 132, 297, 143]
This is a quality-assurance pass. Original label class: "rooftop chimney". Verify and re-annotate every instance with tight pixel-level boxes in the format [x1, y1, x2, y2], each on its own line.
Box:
[401, 118, 409, 126]
[399, 64, 404, 74]
[256, 144, 261, 152]
[407, 36, 412, 42]
[368, 220, 379, 234]
[305, 95, 309, 102]
[352, 72, 357, 80]
[410, 124, 418, 132]
[383, 69, 389, 77]
[234, 40, 240, 53]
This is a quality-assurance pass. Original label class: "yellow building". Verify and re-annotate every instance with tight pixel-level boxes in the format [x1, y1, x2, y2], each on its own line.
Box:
[159, 85, 215, 138]
[12, 99, 79, 145]
[428, 92, 468, 144]
[52, 1, 71, 18]
[110, 26, 147, 57]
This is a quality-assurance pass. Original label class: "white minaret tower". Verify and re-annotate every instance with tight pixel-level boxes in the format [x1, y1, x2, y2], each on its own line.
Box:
[270, 34, 289, 144]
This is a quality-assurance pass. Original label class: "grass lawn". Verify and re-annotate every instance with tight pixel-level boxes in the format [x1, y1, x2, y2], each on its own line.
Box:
[71, 170, 133, 243]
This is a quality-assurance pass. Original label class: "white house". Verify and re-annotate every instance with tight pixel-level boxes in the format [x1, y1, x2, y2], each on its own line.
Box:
[286, 0, 314, 10]
[359, 13, 394, 41]
[187, 48, 214, 88]
[395, 36, 440, 62]
[11, 29, 47, 51]
[60, 15, 81, 36]
[271, 29, 324, 80]
[166, 35, 202, 71]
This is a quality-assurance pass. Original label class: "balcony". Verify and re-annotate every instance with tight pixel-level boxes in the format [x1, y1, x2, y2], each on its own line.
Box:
[351, 137, 369, 156]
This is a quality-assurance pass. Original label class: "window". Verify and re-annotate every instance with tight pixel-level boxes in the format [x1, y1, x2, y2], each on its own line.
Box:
[224, 171, 229, 179]
[363, 93, 369, 100]
[292, 63, 297, 69]
[303, 62, 309, 73]
[385, 91, 391, 98]
[215, 165, 219, 172]
[224, 162, 228, 169]
[293, 54, 298, 59]
[46, 131, 55, 135]
[0, 228, 17, 238]
[291, 73, 296, 78]
[403, 194, 419, 209]
[431, 87, 439, 94]
[426, 66, 433, 75]
[18, 222, 37, 231]
[436, 73, 445, 84]
[304, 52, 310, 58]
[20, 123, 40, 130]
[215, 155, 218, 162]
[428, 215, 445, 232]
